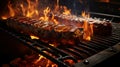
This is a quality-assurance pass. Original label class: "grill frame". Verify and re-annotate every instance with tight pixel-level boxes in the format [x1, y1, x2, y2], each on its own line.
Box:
[74, 42, 120, 67]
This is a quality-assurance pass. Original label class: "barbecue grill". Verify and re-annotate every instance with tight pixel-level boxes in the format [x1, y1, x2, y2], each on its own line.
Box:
[0, 16, 120, 67]
[0, 0, 120, 67]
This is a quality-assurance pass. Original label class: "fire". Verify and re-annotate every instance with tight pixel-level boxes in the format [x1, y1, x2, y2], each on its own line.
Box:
[39, 7, 51, 21]
[1, 16, 7, 20]
[34, 54, 44, 64]
[30, 35, 39, 39]
[83, 20, 91, 40]
[22, 0, 39, 18]
[82, 11, 90, 18]
[51, 13, 59, 25]
[2, 0, 40, 19]
[0, 0, 97, 66]
[20, 4, 26, 16]
[39, 7, 59, 25]
[34, 54, 58, 67]
[82, 11, 93, 41]
[54, 0, 59, 14]
[49, 44, 55, 47]
[1, 0, 94, 41]
[62, 6, 71, 15]
[8, 2, 15, 17]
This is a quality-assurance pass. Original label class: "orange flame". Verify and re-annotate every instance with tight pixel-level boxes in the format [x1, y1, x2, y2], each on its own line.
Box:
[6, 0, 39, 19]
[51, 13, 59, 25]
[62, 6, 71, 15]
[83, 20, 91, 40]
[39, 7, 50, 21]
[20, 4, 26, 16]
[34, 54, 58, 67]
[1, 16, 7, 20]
[54, 0, 60, 13]
[26, 0, 39, 18]
[8, 2, 15, 17]
[82, 11, 93, 41]
[30, 35, 39, 39]
[1, 0, 94, 41]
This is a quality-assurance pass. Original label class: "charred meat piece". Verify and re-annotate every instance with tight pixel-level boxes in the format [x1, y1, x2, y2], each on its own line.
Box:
[6, 17, 83, 46]
[54, 14, 112, 36]
[6, 15, 112, 46]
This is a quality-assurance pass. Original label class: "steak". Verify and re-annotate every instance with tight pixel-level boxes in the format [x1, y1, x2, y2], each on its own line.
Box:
[54, 14, 112, 36]
[6, 17, 83, 46]
[5, 15, 112, 46]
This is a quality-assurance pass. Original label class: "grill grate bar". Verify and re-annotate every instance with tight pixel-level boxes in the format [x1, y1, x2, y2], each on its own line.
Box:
[89, 40, 109, 48]
[79, 42, 102, 52]
[59, 47, 85, 59]
[0, 24, 78, 67]
[85, 42, 106, 50]
[1, 29, 68, 67]
[93, 36, 120, 45]
[77, 44, 98, 53]
[112, 34, 120, 39]
[96, 34, 119, 41]
[0, 20, 120, 67]
[71, 46, 92, 56]
[92, 37, 117, 45]
[92, 37, 118, 46]
[34, 40, 78, 62]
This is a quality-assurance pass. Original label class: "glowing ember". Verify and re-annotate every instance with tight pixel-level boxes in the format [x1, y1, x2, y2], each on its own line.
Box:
[34, 53, 58, 67]
[34, 54, 44, 64]
[1, 16, 7, 20]
[30, 35, 39, 39]
[9, 53, 58, 67]
[49, 44, 55, 47]
[64, 59, 75, 65]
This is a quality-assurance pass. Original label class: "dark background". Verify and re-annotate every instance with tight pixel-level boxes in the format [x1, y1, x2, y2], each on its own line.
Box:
[0, 0, 120, 16]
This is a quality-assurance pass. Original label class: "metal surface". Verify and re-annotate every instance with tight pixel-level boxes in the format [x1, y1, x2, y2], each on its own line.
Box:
[73, 23, 120, 67]
[0, 20, 120, 67]
[74, 42, 120, 67]
[0, 21, 77, 67]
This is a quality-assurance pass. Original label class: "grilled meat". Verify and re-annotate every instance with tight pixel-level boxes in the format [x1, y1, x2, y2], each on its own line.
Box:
[6, 17, 83, 46]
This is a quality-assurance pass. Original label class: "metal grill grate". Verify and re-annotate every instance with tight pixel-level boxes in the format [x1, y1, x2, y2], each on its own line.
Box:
[0, 20, 120, 67]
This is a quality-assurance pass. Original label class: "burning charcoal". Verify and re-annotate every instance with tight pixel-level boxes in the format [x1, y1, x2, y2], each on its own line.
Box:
[64, 59, 75, 66]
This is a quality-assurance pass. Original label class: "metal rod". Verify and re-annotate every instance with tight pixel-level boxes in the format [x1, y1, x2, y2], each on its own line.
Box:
[90, 12, 120, 18]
